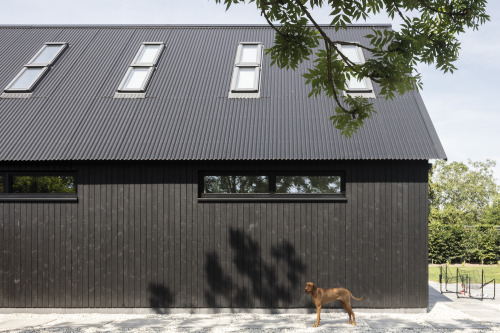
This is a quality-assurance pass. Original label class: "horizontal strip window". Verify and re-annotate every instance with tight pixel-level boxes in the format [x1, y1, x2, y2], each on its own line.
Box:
[200, 172, 345, 201]
[4, 43, 67, 93]
[204, 175, 269, 194]
[276, 175, 342, 194]
[0, 172, 77, 202]
[117, 42, 164, 93]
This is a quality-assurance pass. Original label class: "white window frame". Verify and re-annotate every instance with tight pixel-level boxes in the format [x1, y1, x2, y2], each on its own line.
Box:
[117, 42, 164, 93]
[229, 42, 263, 96]
[4, 42, 67, 93]
[235, 43, 262, 67]
[231, 67, 261, 93]
[131, 43, 164, 66]
[4, 67, 48, 92]
[27, 43, 68, 66]
[339, 44, 375, 98]
[119, 67, 155, 92]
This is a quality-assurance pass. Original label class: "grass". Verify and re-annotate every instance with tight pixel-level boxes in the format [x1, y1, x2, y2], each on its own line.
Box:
[429, 264, 500, 282]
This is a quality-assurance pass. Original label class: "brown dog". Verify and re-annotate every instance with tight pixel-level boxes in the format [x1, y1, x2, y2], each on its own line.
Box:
[305, 282, 365, 327]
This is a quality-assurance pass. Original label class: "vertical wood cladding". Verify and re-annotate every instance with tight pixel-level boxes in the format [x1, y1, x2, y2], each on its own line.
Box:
[0, 160, 429, 309]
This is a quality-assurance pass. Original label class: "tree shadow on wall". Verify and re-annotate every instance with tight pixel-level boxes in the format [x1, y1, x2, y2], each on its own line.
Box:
[205, 227, 306, 309]
[148, 283, 173, 314]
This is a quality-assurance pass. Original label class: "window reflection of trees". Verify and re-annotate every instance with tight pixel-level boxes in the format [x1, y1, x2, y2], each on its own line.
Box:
[276, 176, 341, 194]
[0, 176, 4, 193]
[11, 175, 76, 194]
[204, 175, 269, 194]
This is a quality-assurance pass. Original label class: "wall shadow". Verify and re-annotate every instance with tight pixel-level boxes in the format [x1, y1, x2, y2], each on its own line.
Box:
[205, 227, 307, 309]
[148, 283, 173, 314]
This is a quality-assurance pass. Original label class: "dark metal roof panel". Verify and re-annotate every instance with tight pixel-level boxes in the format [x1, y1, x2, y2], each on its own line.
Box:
[0, 25, 447, 161]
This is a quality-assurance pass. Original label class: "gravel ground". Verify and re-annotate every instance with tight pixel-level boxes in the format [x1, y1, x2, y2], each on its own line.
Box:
[1, 282, 499, 332]
[1, 305, 500, 333]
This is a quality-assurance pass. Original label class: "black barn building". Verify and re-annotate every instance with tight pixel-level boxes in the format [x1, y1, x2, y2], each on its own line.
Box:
[0, 25, 446, 310]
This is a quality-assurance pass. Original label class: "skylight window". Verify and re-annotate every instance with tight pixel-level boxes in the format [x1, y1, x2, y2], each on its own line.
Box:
[4, 42, 67, 92]
[340, 44, 374, 96]
[235, 67, 259, 90]
[341, 45, 361, 64]
[134, 44, 163, 65]
[117, 42, 164, 93]
[8, 68, 47, 90]
[229, 42, 263, 96]
[121, 68, 152, 90]
[239, 45, 259, 64]
[30, 44, 67, 65]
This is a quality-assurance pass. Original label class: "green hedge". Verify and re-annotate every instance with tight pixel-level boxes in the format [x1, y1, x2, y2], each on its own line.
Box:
[429, 223, 500, 264]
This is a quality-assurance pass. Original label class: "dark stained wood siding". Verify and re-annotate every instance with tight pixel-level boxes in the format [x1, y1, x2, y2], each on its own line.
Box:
[0, 160, 430, 309]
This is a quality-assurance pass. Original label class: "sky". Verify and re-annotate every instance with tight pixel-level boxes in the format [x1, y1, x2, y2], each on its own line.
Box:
[1, 0, 499, 181]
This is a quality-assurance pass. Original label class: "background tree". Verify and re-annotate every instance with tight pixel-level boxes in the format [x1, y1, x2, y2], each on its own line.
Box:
[216, 0, 489, 136]
[429, 159, 498, 225]
[276, 175, 341, 193]
[204, 175, 269, 193]
[428, 159, 499, 263]
[11, 175, 76, 194]
[482, 194, 500, 225]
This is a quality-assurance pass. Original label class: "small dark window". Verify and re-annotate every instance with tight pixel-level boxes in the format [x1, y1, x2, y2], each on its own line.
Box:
[0, 176, 4, 193]
[276, 175, 342, 194]
[204, 175, 269, 194]
[10, 175, 76, 194]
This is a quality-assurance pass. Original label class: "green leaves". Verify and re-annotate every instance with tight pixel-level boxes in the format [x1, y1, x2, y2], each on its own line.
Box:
[330, 96, 376, 137]
[266, 24, 319, 70]
[429, 222, 500, 264]
[302, 49, 345, 97]
[428, 222, 466, 263]
[214, 0, 489, 136]
[429, 159, 498, 223]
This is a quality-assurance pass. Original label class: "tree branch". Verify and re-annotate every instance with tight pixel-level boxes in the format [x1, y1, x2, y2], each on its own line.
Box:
[392, 1, 412, 26]
[417, 0, 468, 17]
[324, 40, 354, 116]
[260, 4, 287, 38]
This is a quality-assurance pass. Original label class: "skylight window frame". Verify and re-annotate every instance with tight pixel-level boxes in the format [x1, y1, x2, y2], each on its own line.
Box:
[339, 44, 375, 95]
[118, 66, 155, 92]
[230, 66, 261, 93]
[230, 42, 263, 95]
[26, 42, 68, 67]
[4, 42, 68, 93]
[4, 67, 49, 92]
[130, 42, 164, 67]
[117, 42, 164, 93]
[3, 42, 67, 93]
[235, 42, 263, 67]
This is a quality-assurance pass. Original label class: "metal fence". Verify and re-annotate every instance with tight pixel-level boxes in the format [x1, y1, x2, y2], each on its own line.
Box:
[440, 266, 496, 300]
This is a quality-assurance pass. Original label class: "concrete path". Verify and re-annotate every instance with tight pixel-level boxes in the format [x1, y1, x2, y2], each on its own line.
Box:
[0, 282, 499, 332]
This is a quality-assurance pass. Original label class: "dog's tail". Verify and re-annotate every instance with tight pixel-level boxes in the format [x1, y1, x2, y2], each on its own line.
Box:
[349, 291, 365, 301]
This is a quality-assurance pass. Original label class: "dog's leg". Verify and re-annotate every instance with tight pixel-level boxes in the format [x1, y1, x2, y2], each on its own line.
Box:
[344, 303, 356, 325]
[340, 301, 352, 324]
[314, 305, 321, 327]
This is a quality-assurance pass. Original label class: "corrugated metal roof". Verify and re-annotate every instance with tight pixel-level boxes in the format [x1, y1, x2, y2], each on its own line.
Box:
[0, 25, 446, 161]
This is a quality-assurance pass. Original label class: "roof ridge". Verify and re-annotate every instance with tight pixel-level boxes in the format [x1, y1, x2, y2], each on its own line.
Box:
[0, 23, 392, 29]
